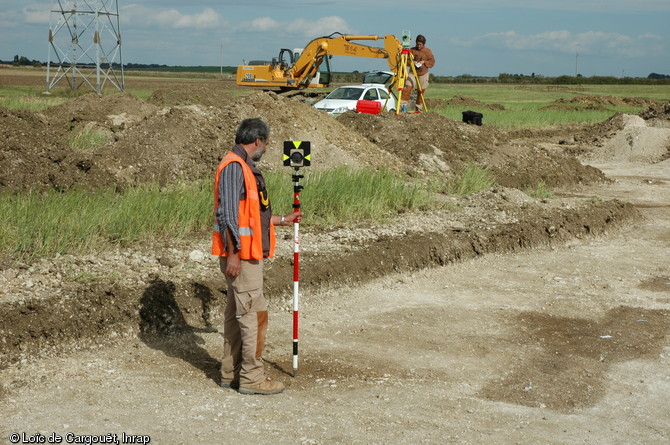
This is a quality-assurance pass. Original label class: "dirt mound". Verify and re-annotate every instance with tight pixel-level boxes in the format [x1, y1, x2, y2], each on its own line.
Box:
[582, 113, 670, 164]
[561, 95, 628, 106]
[2, 87, 644, 193]
[542, 104, 611, 112]
[544, 95, 661, 112]
[639, 101, 670, 121]
[0, 91, 404, 192]
[336, 111, 478, 173]
[0, 107, 115, 191]
[47, 92, 159, 131]
[147, 85, 235, 108]
[441, 94, 505, 110]
[335, 111, 606, 188]
[96, 91, 402, 187]
[556, 95, 659, 107]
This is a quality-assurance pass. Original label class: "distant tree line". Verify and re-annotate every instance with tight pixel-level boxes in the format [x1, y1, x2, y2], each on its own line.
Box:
[1, 55, 45, 67]
[429, 72, 670, 85]
[2, 56, 669, 85]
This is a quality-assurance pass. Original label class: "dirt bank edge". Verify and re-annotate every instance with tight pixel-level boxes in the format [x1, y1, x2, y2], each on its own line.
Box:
[0, 199, 640, 368]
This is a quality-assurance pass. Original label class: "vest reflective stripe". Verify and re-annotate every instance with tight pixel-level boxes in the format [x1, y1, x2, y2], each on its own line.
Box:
[214, 224, 253, 236]
[211, 152, 275, 259]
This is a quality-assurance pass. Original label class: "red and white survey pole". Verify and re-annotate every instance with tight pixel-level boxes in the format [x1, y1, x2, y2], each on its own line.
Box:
[283, 141, 310, 378]
[291, 169, 303, 377]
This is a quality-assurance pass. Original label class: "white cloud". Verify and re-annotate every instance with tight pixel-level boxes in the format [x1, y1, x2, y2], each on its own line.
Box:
[239, 15, 353, 39]
[0, 4, 48, 26]
[156, 7, 221, 29]
[23, 5, 49, 24]
[440, 0, 670, 12]
[469, 30, 665, 58]
[288, 16, 354, 38]
[122, 5, 222, 29]
[247, 17, 281, 32]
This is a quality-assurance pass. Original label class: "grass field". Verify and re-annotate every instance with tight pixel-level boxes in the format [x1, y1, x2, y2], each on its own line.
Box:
[0, 169, 439, 259]
[427, 83, 670, 128]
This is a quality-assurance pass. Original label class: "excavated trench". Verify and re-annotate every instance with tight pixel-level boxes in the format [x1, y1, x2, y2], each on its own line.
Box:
[0, 199, 639, 368]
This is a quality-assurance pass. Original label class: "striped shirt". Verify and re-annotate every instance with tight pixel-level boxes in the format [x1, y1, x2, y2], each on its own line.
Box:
[216, 161, 245, 251]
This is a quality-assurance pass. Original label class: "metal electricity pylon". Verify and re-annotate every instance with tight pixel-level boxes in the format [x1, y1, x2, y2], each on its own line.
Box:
[46, 0, 124, 94]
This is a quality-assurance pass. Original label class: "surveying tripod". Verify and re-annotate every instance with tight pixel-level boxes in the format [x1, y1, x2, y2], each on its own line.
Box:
[387, 46, 428, 115]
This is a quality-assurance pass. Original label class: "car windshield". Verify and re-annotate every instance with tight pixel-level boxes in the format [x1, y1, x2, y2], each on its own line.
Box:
[364, 72, 393, 85]
[326, 87, 363, 100]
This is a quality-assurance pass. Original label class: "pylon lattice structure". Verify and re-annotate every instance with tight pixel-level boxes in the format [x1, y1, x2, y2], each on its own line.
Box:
[46, 0, 124, 94]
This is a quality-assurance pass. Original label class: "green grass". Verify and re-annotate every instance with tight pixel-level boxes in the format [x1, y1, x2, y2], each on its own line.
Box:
[428, 164, 497, 197]
[426, 84, 670, 128]
[0, 86, 70, 111]
[267, 167, 433, 227]
[524, 182, 555, 199]
[68, 126, 110, 150]
[0, 183, 212, 259]
[0, 168, 434, 259]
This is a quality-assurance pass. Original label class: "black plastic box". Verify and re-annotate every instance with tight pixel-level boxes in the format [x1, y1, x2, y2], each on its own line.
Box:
[462, 110, 483, 125]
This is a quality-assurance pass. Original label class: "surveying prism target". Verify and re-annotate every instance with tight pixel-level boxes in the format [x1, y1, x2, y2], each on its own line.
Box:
[283, 141, 311, 167]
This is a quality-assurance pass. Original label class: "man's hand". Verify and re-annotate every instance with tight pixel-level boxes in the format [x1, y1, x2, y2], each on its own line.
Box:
[285, 211, 304, 224]
[274, 211, 304, 226]
[224, 227, 241, 279]
[225, 251, 241, 279]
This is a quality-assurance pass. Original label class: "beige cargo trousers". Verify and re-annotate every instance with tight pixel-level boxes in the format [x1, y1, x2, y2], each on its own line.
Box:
[220, 258, 268, 386]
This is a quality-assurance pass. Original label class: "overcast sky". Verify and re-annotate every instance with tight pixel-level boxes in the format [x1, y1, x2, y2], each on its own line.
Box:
[1, 1, 668, 78]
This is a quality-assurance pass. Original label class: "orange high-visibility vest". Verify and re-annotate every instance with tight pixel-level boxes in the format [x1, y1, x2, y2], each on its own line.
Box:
[211, 152, 275, 259]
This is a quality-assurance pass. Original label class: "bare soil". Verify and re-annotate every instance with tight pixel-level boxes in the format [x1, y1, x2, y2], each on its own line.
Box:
[1, 70, 670, 444]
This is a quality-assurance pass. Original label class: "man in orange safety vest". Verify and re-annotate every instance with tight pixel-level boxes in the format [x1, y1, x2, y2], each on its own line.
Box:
[212, 118, 302, 395]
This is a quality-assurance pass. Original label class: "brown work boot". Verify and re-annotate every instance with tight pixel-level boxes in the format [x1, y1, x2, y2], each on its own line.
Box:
[239, 377, 285, 395]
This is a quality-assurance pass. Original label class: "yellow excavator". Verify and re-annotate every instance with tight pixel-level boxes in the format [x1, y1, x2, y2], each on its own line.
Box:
[236, 32, 404, 90]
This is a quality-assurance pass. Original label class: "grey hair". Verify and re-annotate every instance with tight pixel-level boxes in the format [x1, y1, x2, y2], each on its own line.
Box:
[235, 118, 270, 145]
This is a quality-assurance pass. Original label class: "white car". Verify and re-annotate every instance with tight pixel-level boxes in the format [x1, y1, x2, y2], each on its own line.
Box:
[313, 82, 396, 115]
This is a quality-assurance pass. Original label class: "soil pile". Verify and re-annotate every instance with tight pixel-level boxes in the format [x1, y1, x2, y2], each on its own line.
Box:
[639, 101, 670, 122]
[1, 90, 406, 191]
[0, 107, 115, 191]
[336, 110, 606, 187]
[558, 95, 659, 107]
[443, 94, 505, 110]
[544, 95, 661, 111]
[147, 85, 235, 108]
[1, 86, 633, 192]
[569, 105, 670, 164]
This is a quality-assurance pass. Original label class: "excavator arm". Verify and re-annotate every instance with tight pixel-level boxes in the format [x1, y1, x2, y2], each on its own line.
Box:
[289, 34, 402, 87]
[236, 33, 403, 90]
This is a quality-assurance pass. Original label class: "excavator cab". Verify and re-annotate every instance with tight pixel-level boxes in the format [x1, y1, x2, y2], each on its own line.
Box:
[318, 55, 332, 86]
[275, 49, 295, 72]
